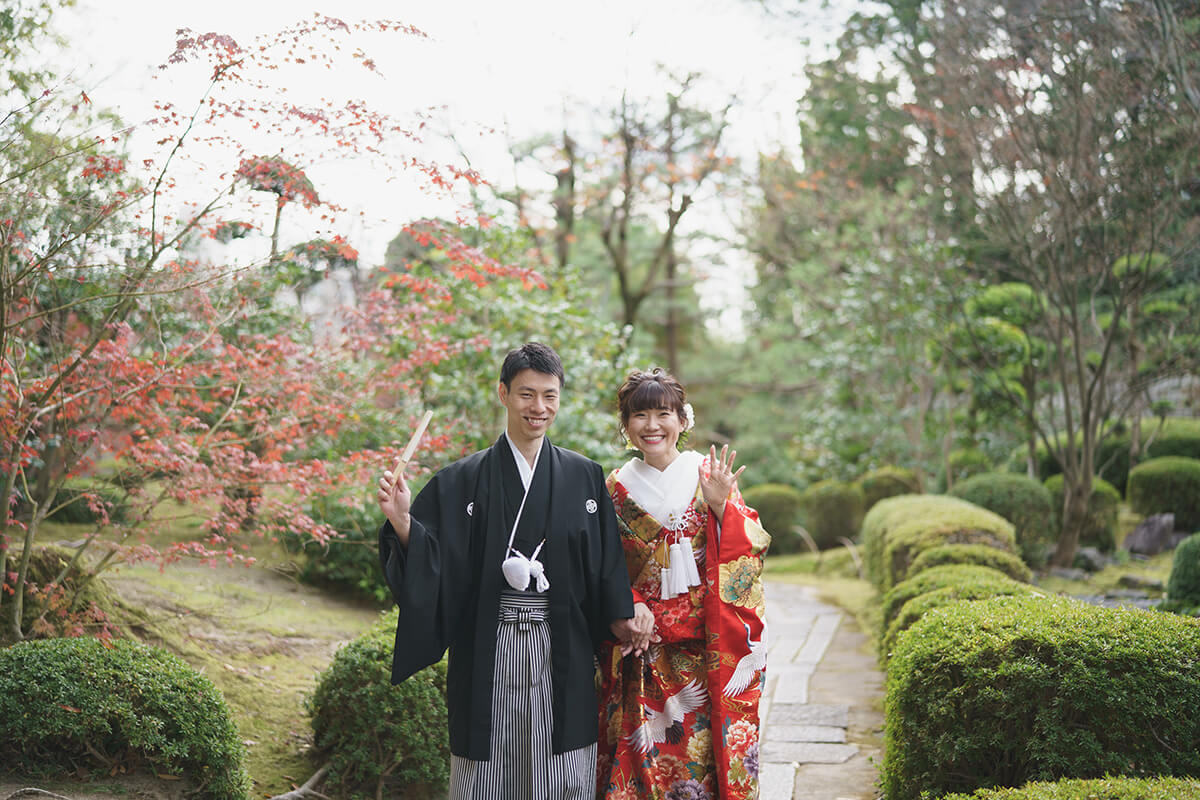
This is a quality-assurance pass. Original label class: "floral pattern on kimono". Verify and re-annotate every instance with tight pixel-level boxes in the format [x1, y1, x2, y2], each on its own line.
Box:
[596, 457, 770, 800]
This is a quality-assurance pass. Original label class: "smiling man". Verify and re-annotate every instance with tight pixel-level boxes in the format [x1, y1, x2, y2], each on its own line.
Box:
[377, 342, 637, 800]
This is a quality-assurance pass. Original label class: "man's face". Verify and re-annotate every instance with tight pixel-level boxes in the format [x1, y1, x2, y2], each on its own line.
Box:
[498, 369, 561, 445]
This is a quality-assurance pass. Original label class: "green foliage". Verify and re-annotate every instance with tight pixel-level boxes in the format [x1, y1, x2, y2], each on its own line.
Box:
[309, 609, 450, 798]
[964, 282, 1044, 329]
[907, 543, 1032, 584]
[881, 576, 1038, 659]
[881, 503, 1017, 591]
[4, 545, 136, 641]
[798, 479, 865, 550]
[742, 483, 805, 554]
[943, 448, 993, 491]
[880, 564, 1024, 633]
[1044, 475, 1121, 552]
[941, 776, 1200, 800]
[861, 494, 946, 587]
[855, 466, 921, 512]
[1127, 456, 1200, 531]
[1167, 532, 1200, 607]
[0, 637, 250, 800]
[949, 472, 1057, 567]
[40, 479, 128, 524]
[282, 492, 389, 605]
[884, 596, 1200, 800]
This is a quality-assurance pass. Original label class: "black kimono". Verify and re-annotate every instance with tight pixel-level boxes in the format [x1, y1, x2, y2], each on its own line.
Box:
[378, 434, 634, 761]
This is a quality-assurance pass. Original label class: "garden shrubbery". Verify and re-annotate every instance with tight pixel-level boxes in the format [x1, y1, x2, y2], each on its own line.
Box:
[281, 493, 390, 605]
[943, 447, 992, 490]
[742, 483, 804, 553]
[309, 609, 450, 799]
[0, 637, 249, 800]
[1167, 532, 1200, 609]
[879, 564, 1022, 631]
[855, 466, 921, 511]
[43, 479, 129, 525]
[1044, 474, 1121, 552]
[906, 543, 1032, 584]
[949, 472, 1056, 567]
[884, 595, 1200, 800]
[798, 479, 865, 549]
[1127, 455, 1200, 531]
[940, 776, 1200, 800]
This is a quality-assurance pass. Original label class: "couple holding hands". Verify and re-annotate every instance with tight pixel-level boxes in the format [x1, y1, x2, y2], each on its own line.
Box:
[377, 342, 769, 800]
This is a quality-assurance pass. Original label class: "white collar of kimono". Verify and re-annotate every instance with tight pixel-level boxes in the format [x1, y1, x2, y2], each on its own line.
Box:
[504, 432, 541, 490]
[617, 449, 703, 530]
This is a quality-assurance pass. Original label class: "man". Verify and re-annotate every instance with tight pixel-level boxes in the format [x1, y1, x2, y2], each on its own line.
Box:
[377, 342, 641, 799]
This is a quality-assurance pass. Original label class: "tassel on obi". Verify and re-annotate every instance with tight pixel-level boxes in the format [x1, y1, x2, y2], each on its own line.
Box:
[660, 535, 701, 600]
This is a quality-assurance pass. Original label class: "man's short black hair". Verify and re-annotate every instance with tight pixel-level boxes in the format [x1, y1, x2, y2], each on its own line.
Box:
[499, 342, 565, 388]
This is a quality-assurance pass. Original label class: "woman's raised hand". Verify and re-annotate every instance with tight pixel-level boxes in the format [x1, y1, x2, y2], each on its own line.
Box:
[700, 444, 745, 518]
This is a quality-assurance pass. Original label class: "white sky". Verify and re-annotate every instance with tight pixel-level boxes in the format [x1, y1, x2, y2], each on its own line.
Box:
[49, 0, 859, 318]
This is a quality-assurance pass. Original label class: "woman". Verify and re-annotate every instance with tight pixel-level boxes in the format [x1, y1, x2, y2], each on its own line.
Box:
[597, 368, 770, 800]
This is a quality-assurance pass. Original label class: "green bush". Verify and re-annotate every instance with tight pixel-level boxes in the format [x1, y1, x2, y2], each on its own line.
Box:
[884, 595, 1200, 800]
[1044, 475, 1121, 552]
[943, 448, 993, 491]
[855, 467, 922, 512]
[798, 479, 865, 550]
[949, 472, 1057, 567]
[309, 609, 450, 798]
[44, 480, 129, 524]
[880, 564, 1019, 632]
[881, 578, 1039, 658]
[743, 483, 805, 554]
[862, 494, 943, 587]
[1127, 456, 1200, 531]
[907, 543, 1033, 584]
[1167, 532, 1200, 607]
[282, 493, 390, 605]
[0, 637, 249, 800]
[881, 503, 1016, 591]
[942, 776, 1200, 800]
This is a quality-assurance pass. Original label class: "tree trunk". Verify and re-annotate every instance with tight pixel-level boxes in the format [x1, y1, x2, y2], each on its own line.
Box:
[1051, 473, 1092, 567]
[665, 249, 679, 375]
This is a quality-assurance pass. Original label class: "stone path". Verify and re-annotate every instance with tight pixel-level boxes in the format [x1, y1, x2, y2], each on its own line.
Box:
[759, 581, 885, 800]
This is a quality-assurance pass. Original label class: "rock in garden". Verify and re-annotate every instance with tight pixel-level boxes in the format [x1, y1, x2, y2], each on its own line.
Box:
[1117, 574, 1165, 592]
[1123, 513, 1176, 556]
[1049, 566, 1091, 582]
[1073, 546, 1110, 572]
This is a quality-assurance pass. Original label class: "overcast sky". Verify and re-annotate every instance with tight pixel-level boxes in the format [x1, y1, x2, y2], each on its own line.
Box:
[49, 0, 860, 318]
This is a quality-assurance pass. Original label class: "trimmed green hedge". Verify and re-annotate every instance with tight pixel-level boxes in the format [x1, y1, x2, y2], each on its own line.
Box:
[884, 595, 1200, 800]
[0, 637, 249, 800]
[799, 479, 865, 550]
[309, 609, 450, 798]
[881, 578, 1039, 659]
[949, 472, 1057, 567]
[1168, 532, 1200, 607]
[881, 504, 1016, 591]
[944, 448, 993, 491]
[1127, 455, 1200, 531]
[862, 494, 952, 587]
[880, 564, 1019, 632]
[743, 483, 804, 554]
[1044, 475, 1121, 552]
[907, 543, 1033, 584]
[855, 466, 921, 512]
[941, 776, 1200, 800]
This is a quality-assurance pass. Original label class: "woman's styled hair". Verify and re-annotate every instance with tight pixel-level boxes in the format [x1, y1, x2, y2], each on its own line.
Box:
[616, 368, 688, 427]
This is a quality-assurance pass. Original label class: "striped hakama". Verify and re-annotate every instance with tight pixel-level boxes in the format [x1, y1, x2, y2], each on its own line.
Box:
[449, 589, 597, 800]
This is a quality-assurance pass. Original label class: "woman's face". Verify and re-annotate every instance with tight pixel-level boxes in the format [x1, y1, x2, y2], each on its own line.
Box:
[625, 406, 684, 468]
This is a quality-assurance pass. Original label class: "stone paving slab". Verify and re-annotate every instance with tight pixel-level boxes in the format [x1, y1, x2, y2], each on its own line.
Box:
[770, 663, 815, 704]
[761, 762, 800, 798]
[768, 702, 850, 728]
[768, 724, 847, 743]
[762, 741, 860, 764]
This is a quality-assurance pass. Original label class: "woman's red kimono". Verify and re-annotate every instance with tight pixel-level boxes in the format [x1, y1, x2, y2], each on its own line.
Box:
[597, 457, 770, 800]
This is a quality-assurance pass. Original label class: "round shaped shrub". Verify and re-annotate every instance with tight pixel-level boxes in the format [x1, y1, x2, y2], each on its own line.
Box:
[884, 595, 1200, 800]
[941, 776, 1200, 800]
[1044, 474, 1120, 552]
[1098, 417, 1200, 493]
[943, 448, 992, 491]
[309, 609, 450, 798]
[881, 502, 1017, 591]
[949, 472, 1057, 567]
[855, 467, 922, 512]
[0, 637, 249, 800]
[282, 493, 390, 605]
[861, 494, 998, 589]
[880, 564, 1016, 632]
[799, 479, 866, 549]
[1128, 456, 1200, 531]
[1167, 532, 1200, 607]
[881, 579, 1038, 658]
[907, 543, 1033, 584]
[742, 483, 804, 554]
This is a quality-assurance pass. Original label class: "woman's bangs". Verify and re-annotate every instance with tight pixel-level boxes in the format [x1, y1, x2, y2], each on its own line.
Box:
[626, 380, 679, 415]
